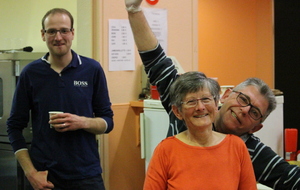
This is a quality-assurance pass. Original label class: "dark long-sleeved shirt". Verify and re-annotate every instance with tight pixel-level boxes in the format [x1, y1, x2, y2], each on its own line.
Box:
[7, 50, 113, 180]
[139, 44, 300, 189]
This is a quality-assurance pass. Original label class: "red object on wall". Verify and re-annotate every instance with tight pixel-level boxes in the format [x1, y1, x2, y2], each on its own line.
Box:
[146, 0, 159, 5]
[285, 128, 298, 161]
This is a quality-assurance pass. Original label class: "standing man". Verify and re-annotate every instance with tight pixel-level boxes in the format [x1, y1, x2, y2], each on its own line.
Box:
[7, 8, 113, 190]
[124, 0, 300, 189]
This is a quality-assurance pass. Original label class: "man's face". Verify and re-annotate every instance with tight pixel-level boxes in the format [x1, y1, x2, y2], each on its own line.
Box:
[215, 85, 269, 136]
[41, 13, 74, 57]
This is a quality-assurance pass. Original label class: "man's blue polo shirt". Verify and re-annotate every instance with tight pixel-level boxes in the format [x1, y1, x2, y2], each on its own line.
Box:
[7, 50, 113, 179]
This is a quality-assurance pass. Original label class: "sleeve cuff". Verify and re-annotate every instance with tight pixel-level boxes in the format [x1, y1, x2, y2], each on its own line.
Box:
[139, 43, 160, 54]
[14, 148, 28, 155]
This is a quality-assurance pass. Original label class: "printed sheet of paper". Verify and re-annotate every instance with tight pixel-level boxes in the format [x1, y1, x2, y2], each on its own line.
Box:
[108, 19, 135, 71]
[143, 8, 168, 53]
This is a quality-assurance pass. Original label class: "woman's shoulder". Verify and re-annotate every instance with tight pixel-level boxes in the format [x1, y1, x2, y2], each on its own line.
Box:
[224, 134, 248, 149]
[226, 134, 244, 141]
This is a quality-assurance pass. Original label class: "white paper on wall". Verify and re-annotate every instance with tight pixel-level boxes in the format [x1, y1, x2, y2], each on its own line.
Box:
[108, 19, 135, 71]
[143, 8, 168, 54]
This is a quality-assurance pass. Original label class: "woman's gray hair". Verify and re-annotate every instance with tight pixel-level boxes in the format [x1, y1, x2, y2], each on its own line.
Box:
[233, 77, 276, 122]
[169, 71, 220, 111]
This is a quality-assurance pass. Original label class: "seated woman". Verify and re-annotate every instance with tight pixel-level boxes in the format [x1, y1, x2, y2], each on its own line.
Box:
[143, 71, 257, 190]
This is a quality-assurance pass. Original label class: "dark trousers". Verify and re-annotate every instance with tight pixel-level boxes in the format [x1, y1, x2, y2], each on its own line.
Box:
[29, 174, 105, 190]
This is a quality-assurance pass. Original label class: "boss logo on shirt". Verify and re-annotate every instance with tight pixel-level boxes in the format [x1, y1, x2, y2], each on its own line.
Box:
[74, 81, 88, 87]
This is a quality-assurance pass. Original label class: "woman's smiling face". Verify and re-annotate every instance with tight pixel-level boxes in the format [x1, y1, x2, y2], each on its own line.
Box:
[173, 88, 218, 130]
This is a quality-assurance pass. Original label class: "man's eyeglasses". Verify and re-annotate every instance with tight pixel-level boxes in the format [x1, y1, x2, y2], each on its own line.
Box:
[232, 90, 263, 120]
[181, 96, 215, 108]
[44, 28, 73, 36]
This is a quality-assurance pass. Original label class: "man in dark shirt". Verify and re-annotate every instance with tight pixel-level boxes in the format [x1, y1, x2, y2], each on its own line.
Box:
[7, 8, 113, 190]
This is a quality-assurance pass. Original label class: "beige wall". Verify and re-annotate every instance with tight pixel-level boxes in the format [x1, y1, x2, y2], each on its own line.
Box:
[108, 104, 145, 190]
[95, 0, 199, 104]
[0, 0, 77, 53]
[0, 0, 93, 58]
